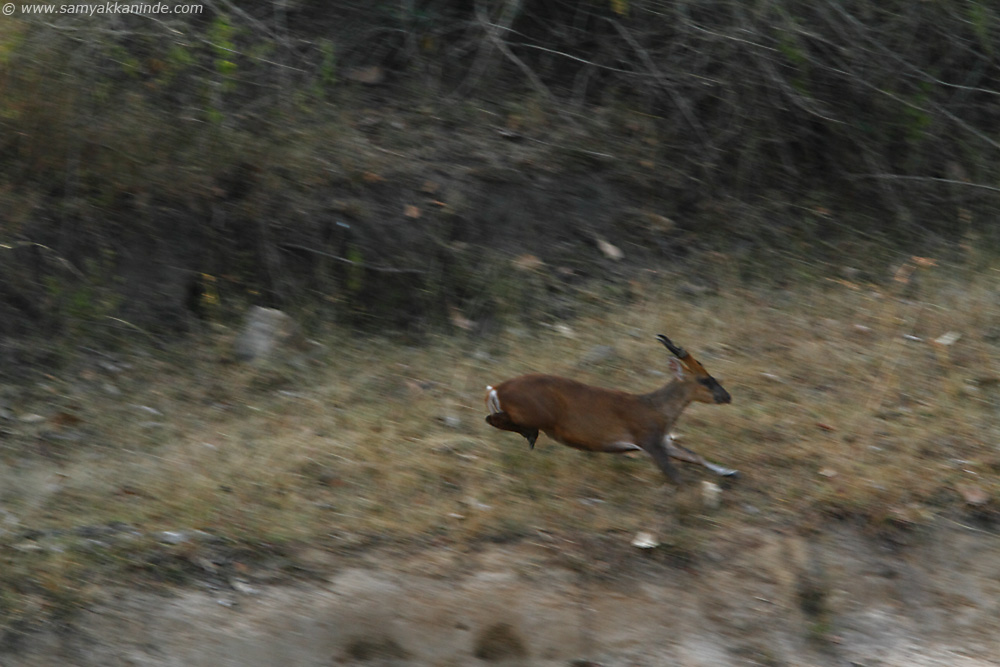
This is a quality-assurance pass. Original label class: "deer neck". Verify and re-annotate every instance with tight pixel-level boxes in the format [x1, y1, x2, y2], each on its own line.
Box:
[644, 379, 695, 415]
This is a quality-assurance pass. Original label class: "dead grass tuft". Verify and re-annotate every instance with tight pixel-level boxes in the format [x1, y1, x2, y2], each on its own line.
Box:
[1, 258, 999, 630]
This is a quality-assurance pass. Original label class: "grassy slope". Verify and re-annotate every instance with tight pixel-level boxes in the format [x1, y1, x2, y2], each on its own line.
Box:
[1, 257, 999, 630]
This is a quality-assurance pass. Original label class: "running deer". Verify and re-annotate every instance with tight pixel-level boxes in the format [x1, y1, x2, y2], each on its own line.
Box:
[484, 334, 736, 483]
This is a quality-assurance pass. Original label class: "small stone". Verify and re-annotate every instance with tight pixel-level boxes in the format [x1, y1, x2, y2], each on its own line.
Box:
[702, 481, 722, 509]
[935, 331, 961, 346]
[157, 531, 190, 545]
[596, 238, 623, 261]
[231, 579, 259, 595]
[631, 531, 659, 549]
[233, 307, 305, 363]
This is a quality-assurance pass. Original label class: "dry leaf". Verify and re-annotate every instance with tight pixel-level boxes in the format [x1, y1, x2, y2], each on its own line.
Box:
[893, 263, 916, 284]
[344, 65, 385, 85]
[816, 422, 836, 432]
[956, 482, 989, 506]
[889, 505, 920, 524]
[51, 412, 82, 429]
[361, 171, 384, 183]
[818, 468, 838, 478]
[596, 238, 623, 261]
[828, 278, 861, 290]
[642, 212, 674, 233]
[404, 205, 421, 219]
[449, 308, 474, 331]
[512, 254, 543, 272]
[420, 179, 440, 194]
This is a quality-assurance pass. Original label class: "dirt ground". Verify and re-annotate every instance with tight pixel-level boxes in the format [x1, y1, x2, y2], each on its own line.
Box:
[5, 521, 999, 667]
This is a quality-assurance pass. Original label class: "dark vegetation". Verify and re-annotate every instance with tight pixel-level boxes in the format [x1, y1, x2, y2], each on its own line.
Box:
[1, 0, 999, 340]
[1, 3, 1000, 652]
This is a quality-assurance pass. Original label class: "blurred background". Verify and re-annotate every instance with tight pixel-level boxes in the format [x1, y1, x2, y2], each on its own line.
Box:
[2, 0, 997, 340]
[1, 3, 1000, 664]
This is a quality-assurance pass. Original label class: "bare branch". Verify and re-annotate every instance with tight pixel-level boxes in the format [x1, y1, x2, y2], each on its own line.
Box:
[278, 244, 428, 275]
[849, 174, 1000, 194]
[0, 242, 86, 279]
[605, 18, 708, 148]
[474, 1, 555, 102]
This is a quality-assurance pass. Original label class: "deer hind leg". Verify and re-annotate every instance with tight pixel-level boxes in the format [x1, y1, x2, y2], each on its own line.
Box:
[664, 435, 738, 477]
[485, 412, 539, 449]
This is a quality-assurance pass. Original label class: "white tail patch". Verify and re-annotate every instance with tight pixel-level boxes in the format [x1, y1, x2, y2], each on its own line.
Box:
[486, 386, 502, 414]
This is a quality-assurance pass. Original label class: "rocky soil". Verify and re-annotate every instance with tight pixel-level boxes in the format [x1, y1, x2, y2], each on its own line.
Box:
[5, 522, 999, 667]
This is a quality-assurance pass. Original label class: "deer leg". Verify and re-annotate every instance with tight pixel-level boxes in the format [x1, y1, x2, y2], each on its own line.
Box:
[641, 436, 681, 484]
[664, 435, 738, 477]
[485, 412, 539, 450]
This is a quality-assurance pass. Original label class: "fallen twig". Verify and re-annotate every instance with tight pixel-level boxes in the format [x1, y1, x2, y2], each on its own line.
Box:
[278, 244, 428, 275]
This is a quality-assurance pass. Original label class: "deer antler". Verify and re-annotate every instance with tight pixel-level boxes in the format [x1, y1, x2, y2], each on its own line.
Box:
[657, 334, 688, 359]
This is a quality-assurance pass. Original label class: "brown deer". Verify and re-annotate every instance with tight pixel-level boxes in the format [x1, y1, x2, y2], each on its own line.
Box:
[485, 335, 736, 483]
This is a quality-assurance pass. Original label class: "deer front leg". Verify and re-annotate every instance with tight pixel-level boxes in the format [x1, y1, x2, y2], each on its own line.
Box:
[640, 434, 681, 484]
[485, 412, 539, 449]
[664, 434, 738, 477]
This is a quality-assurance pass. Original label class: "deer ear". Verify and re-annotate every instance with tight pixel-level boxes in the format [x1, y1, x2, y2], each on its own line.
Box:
[667, 356, 686, 380]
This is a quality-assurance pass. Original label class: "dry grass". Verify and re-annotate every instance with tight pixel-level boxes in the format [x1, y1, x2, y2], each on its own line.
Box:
[2, 258, 999, 629]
